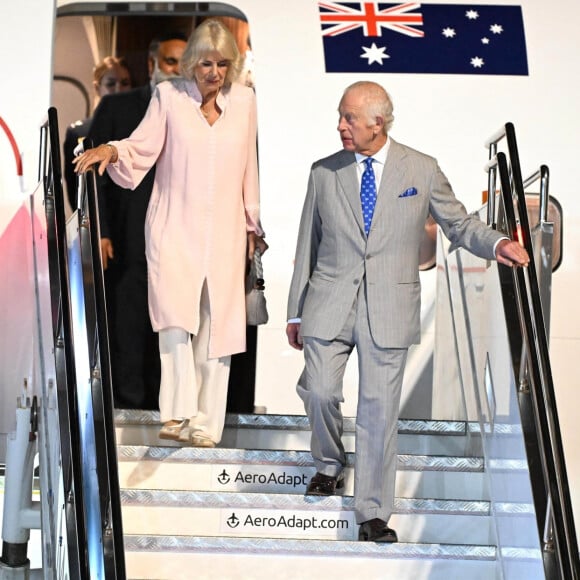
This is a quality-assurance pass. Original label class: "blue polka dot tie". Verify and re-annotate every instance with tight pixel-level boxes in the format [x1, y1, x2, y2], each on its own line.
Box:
[360, 157, 377, 235]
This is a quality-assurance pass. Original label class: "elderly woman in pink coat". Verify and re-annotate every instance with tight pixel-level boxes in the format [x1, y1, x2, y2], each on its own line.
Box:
[74, 19, 267, 448]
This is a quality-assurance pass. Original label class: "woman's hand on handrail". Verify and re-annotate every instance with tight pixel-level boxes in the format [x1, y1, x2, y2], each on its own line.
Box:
[73, 143, 118, 176]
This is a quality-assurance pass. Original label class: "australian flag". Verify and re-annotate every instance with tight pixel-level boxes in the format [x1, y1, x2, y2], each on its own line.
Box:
[320, 2, 528, 75]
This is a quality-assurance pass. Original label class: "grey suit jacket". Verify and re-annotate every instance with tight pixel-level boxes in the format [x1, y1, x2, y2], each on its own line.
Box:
[287, 138, 503, 348]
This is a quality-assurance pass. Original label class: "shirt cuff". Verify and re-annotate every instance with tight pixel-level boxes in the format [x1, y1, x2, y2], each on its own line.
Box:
[493, 236, 510, 255]
[287, 318, 301, 324]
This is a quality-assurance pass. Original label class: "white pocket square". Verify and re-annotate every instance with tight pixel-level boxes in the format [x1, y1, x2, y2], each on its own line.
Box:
[399, 187, 418, 198]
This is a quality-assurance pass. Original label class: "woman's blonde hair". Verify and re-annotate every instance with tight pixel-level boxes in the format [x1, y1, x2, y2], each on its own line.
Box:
[180, 19, 243, 87]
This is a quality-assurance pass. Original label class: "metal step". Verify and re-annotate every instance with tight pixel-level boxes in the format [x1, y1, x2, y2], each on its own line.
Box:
[123, 536, 543, 580]
[120, 489, 495, 545]
[115, 410, 487, 456]
[114, 412, 538, 579]
[124, 535, 501, 580]
[117, 445, 488, 501]
[115, 411, 525, 457]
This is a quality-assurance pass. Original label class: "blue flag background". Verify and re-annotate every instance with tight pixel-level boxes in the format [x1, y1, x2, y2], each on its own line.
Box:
[321, 3, 528, 75]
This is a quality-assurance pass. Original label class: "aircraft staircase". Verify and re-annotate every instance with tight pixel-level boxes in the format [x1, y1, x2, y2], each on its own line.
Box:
[115, 410, 532, 579]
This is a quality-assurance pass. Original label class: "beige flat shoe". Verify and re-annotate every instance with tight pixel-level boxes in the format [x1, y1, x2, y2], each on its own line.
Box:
[178, 425, 193, 443]
[190, 433, 216, 448]
[158, 419, 189, 441]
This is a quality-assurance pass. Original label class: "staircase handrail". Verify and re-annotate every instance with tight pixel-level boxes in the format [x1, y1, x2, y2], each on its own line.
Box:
[487, 137, 579, 578]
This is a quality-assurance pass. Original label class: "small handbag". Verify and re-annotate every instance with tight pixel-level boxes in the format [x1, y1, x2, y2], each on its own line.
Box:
[245, 248, 269, 326]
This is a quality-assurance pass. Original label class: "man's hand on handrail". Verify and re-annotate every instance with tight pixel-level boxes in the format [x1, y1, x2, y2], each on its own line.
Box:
[495, 239, 530, 268]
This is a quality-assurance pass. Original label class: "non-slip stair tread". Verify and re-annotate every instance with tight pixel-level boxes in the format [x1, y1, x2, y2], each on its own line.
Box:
[115, 410, 523, 435]
[117, 446, 321, 465]
[115, 410, 478, 436]
[120, 488, 491, 515]
[116, 445, 485, 472]
[123, 534, 498, 560]
[115, 411, 519, 458]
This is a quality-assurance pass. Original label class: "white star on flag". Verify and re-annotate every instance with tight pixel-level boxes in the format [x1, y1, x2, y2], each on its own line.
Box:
[490, 23, 504, 34]
[471, 56, 485, 68]
[361, 42, 390, 65]
[466, 10, 479, 20]
[442, 27, 456, 38]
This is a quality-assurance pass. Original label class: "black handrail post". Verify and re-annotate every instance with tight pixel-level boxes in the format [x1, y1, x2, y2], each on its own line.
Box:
[504, 126, 579, 578]
[487, 141, 498, 228]
[494, 145, 579, 579]
[44, 107, 87, 578]
[41, 107, 127, 578]
[82, 159, 126, 576]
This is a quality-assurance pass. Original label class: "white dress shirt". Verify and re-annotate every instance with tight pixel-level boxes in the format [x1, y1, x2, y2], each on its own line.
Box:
[354, 138, 390, 189]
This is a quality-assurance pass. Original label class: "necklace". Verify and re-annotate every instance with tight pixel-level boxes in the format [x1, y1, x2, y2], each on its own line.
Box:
[201, 101, 214, 118]
[201, 94, 220, 118]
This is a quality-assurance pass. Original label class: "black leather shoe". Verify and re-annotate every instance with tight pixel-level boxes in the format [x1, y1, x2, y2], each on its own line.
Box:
[305, 472, 345, 496]
[358, 518, 398, 543]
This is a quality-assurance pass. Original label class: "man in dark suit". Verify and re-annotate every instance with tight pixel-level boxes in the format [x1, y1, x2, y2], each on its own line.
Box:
[87, 32, 187, 409]
[286, 81, 530, 542]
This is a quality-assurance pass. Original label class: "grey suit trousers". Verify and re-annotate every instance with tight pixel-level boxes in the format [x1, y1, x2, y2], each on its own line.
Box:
[297, 281, 407, 524]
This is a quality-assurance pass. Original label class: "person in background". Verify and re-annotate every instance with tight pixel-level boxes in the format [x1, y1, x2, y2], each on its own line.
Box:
[74, 20, 267, 447]
[286, 81, 529, 543]
[84, 31, 187, 411]
[63, 56, 131, 206]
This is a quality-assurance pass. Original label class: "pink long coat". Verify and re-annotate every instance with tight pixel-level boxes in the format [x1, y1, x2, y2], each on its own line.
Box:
[106, 79, 262, 358]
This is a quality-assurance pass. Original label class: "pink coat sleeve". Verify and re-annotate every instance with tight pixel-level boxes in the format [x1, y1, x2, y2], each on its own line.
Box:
[106, 87, 167, 190]
[243, 91, 264, 236]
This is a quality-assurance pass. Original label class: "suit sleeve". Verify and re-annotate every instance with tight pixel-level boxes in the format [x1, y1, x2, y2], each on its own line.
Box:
[287, 167, 322, 319]
[63, 126, 80, 209]
[428, 163, 502, 260]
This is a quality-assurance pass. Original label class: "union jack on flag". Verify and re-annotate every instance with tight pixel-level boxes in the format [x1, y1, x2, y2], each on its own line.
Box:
[319, 2, 528, 75]
[320, 1, 424, 38]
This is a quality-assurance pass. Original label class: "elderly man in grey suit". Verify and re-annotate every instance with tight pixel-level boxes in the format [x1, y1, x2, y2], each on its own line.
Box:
[286, 81, 529, 543]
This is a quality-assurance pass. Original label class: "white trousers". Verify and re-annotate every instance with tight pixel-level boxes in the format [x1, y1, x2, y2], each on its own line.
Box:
[158, 282, 231, 443]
